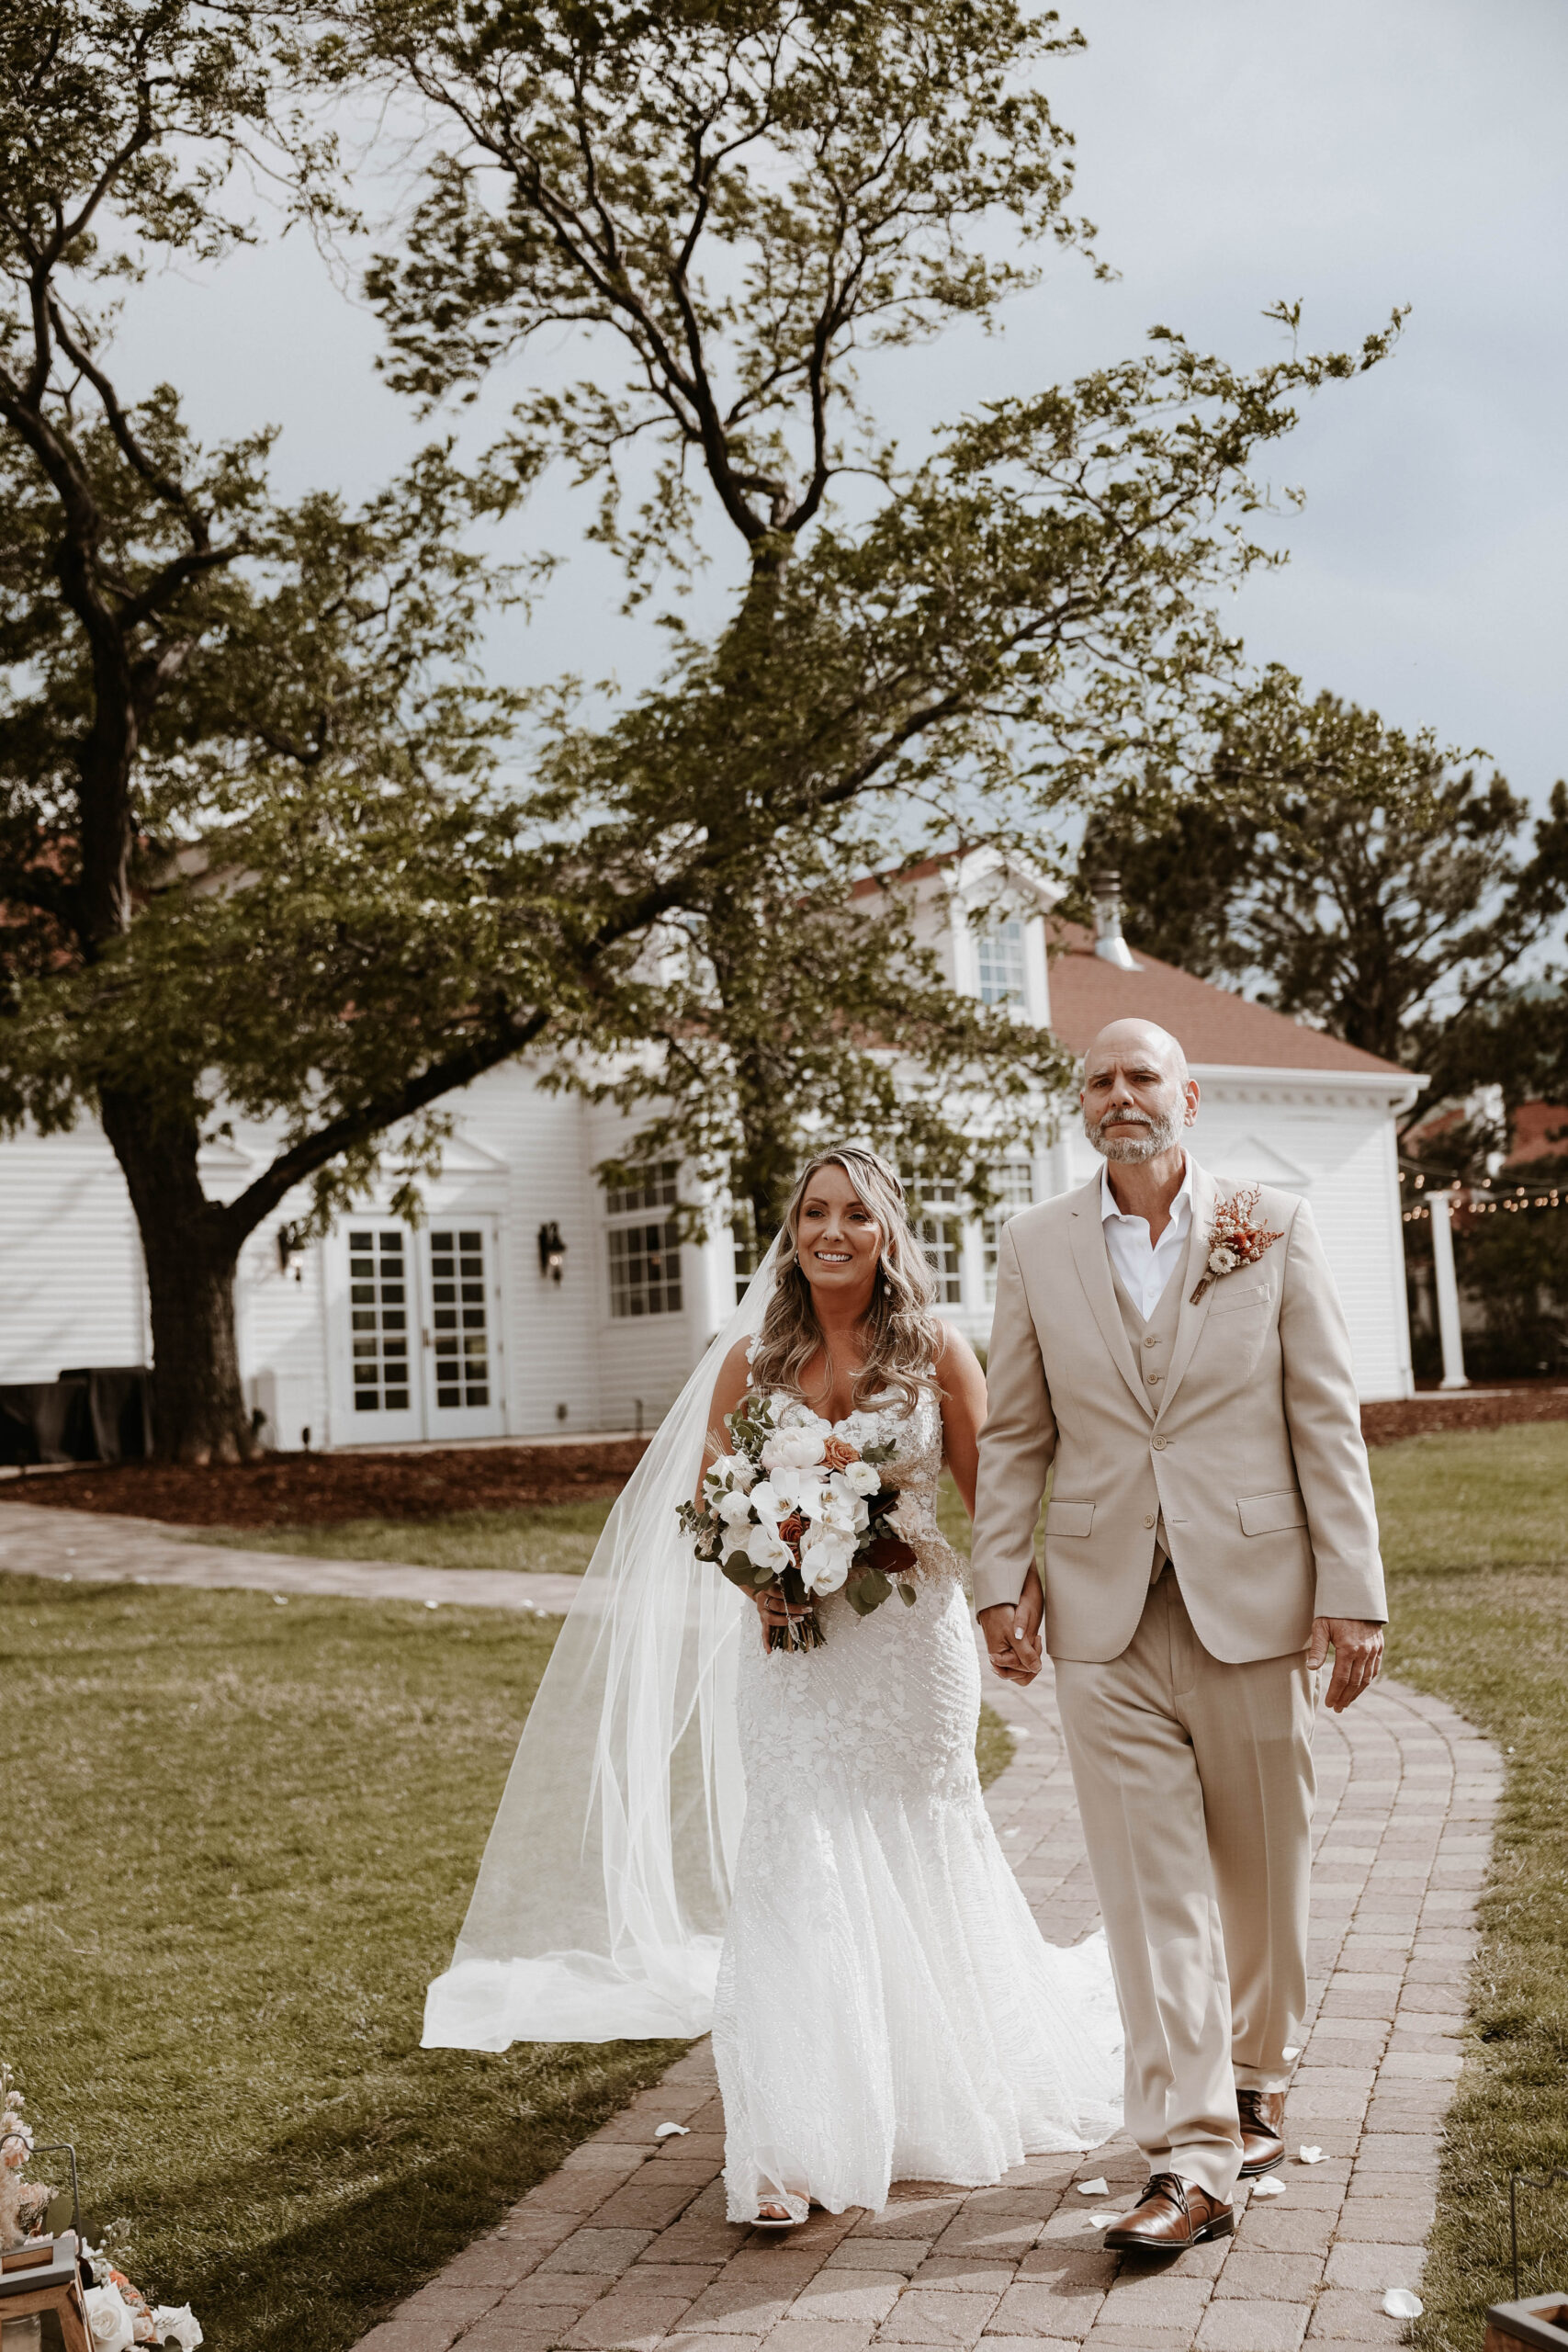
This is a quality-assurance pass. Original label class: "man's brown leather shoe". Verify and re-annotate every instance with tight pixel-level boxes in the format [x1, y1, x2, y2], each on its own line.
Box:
[1102, 2173, 1235, 2253]
[1237, 2087, 1286, 2177]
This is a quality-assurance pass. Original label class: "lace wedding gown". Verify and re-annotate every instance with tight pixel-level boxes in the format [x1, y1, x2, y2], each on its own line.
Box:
[712, 1385, 1122, 2223]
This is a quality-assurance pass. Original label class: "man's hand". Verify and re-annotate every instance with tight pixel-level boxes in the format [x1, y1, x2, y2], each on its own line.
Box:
[978, 1568, 1044, 1685]
[1307, 1616, 1384, 1712]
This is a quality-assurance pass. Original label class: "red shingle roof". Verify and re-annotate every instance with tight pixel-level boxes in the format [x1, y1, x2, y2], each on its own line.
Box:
[1046, 922, 1406, 1075]
[1506, 1102, 1568, 1164]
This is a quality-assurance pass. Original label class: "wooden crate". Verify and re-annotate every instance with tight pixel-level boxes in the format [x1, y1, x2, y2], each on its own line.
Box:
[1486, 2296, 1568, 2351]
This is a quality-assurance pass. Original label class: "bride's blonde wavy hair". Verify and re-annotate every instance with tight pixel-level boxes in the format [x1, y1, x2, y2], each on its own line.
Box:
[749, 1147, 944, 1415]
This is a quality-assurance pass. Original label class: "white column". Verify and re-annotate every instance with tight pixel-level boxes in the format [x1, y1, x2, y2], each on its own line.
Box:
[1428, 1191, 1469, 1391]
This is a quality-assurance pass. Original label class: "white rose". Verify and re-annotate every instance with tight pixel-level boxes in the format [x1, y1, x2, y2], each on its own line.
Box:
[745, 1521, 792, 1575]
[84, 2285, 136, 2352]
[841, 1459, 882, 1498]
[727, 1453, 757, 1490]
[716, 1487, 756, 1528]
[150, 2311, 204, 2352]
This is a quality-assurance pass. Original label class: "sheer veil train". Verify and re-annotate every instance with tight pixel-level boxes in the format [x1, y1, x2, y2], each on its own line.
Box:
[423, 1239, 786, 2051]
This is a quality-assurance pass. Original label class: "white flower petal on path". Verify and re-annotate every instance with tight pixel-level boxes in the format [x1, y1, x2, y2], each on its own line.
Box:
[1382, 2289, 1424, 2319]
[1250, 2175, 1287, 2199]
[654, 2121, 690, 2139]
[1076, 2177, 1109, 2197]
[1297, 2144, 1326, 2164]
[1282, 2044, 1302, 2060]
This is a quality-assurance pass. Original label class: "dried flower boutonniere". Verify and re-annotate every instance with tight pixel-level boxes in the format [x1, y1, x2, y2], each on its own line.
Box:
[1190, 1182, 1285, 1305]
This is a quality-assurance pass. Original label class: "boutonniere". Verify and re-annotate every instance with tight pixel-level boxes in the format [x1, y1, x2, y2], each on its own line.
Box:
[1190, 1182, 1285, 1305]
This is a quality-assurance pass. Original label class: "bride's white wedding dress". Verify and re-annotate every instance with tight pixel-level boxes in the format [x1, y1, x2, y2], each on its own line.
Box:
[712, 1383, 1122, 2223]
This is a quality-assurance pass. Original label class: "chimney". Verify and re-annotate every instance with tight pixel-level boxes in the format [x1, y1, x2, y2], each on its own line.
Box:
[1090, 871, 1139, 970]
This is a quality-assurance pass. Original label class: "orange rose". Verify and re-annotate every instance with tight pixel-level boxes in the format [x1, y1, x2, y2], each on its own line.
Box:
[820, 1436, 861, 1470]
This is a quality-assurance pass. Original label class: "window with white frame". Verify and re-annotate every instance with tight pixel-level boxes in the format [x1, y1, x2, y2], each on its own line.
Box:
[976, 916, 1027, 1007]
[910, 1176, 964, 1304]
[981, 1159, 1035, 1301]
[604, 1162, 683, 1317]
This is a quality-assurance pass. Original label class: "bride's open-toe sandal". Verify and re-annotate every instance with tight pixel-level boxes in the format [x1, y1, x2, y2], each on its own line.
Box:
[752, 2199, 809, 2231]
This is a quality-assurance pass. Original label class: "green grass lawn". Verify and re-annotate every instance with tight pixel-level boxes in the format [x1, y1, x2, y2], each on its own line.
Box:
[0, 1581, 684, 2352]
[1, 1572, 1012, 2352]
[196, 1500, 615, 1576]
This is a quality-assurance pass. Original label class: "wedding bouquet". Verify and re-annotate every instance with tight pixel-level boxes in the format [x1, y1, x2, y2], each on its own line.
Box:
[679, 1392, 915, 1651]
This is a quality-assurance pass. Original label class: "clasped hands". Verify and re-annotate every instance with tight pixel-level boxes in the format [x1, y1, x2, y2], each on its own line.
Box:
[979, 1571, 1384, 1712]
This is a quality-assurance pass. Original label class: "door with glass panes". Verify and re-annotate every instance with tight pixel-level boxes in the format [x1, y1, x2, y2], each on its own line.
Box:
[341, 1216, 505, 1443]
[418, 1220, 505, 1438]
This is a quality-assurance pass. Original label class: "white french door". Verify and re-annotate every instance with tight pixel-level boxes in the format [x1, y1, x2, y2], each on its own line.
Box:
[336, 1216, 505, 1444]
[419, 1221, 505, 1439]
[344, 1223, 423, 1442]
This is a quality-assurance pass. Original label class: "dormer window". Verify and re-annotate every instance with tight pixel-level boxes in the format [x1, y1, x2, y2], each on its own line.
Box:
[976, 917, 1026, 1007]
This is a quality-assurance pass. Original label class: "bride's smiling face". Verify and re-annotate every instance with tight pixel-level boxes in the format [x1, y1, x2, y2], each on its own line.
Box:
[795, 1163, 883, 1305]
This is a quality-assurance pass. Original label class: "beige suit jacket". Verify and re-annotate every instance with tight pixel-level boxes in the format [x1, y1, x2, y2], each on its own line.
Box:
[970, 1160, 1387, 1664]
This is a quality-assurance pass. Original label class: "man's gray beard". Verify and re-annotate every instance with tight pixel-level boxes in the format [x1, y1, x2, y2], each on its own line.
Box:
[1086, 1104, 1182, 1163]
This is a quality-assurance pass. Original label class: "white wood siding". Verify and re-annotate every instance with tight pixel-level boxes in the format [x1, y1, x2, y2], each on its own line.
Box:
[0, 1123, 148, 1380]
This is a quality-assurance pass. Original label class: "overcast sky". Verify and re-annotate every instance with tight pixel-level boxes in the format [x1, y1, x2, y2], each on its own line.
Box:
[118, 0, 1568, 815]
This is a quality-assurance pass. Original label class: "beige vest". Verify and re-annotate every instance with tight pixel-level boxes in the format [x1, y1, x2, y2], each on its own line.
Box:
[1111, 1256, 1184, 1581]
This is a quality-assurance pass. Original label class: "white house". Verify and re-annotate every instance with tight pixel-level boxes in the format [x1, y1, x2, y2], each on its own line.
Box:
[0, 865, 1422, 1454]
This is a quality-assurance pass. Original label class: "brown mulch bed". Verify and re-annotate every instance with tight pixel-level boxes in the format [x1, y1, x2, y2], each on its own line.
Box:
[1360, 1387, 1568, 1445]
[0, 1442, 650, 1526]
[3, 1389, 1563, 1529]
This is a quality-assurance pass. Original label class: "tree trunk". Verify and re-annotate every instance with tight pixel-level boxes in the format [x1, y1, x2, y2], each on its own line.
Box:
[98, 1088, 262, 1464]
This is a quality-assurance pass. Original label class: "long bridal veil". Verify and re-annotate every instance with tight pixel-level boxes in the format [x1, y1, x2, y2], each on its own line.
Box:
[423, 1240, 785, 2051]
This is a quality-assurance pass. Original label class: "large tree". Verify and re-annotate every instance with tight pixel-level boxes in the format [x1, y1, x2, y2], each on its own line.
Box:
[0, 3, 564, 1458]
[1080, 684, 1568, 1130]
[334, 0, 1399, 1227]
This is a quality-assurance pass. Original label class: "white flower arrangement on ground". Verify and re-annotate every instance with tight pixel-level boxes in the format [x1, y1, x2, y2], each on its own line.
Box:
[679, 1391, 914, 1651]
[1, 2064, 202, 2347]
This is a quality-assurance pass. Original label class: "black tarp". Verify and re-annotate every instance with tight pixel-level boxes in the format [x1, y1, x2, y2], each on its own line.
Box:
[0, 1367, 151, 1465]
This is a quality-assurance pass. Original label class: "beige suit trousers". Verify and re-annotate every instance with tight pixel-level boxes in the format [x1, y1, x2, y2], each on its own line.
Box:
[1053, 1571, 1315, 2203]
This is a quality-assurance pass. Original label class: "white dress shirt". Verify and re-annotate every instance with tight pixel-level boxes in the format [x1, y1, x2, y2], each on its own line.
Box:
[1100, 1155, 1194, 1320]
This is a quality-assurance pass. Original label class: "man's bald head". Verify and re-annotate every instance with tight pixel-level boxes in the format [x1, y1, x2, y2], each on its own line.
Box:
[1079, 1020, 1198, 1165]
[1083, 1019, 1190, 1089]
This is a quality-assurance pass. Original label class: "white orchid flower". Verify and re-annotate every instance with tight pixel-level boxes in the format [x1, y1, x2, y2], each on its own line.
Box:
[748, 1479, 785, 1522]
[817, 1486, 862, 1536]
[745, 1521, 793, 1575]
[801, 1528, 852, 1593]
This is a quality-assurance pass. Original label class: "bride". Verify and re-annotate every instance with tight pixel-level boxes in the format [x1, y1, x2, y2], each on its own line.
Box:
[423, 1145, 1120, 2222]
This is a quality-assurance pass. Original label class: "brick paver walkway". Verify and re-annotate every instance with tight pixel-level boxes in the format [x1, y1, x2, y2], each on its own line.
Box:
[0, 1500, 584, 1614]
[357, 1655, 1499, 2352]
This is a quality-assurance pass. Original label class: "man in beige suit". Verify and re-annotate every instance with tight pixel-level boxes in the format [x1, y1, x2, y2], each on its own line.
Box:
[971, 1018, 1386, 2254]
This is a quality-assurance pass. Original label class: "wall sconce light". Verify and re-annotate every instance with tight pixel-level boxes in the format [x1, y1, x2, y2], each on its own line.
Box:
[538, 1221, 568, 1283]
